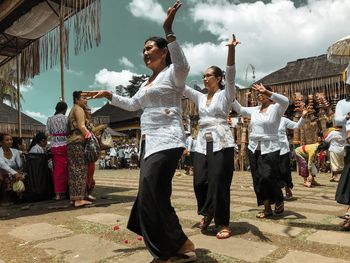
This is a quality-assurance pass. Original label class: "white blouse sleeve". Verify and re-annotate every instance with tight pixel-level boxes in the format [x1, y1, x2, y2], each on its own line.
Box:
[183, 85, 203, 106]
[111, 90, 142, 112]
[270, 93, 289, 115]
[168, 41, 190, 87]
[224, 65, 236, 102]
[232, 100, 255, 117]
[0, 156, 17, 175]
[285, 117, 304, 129]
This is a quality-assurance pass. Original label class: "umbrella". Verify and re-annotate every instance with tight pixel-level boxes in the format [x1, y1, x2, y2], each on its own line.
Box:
[327, 35, 350, 64]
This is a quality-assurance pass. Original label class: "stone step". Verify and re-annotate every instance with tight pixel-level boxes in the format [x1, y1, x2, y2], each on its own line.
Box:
[190, 234, 278, 262]
[35, 234, 125, 263]
[8, 223, 73, 242]
[276, 250, 350, 263]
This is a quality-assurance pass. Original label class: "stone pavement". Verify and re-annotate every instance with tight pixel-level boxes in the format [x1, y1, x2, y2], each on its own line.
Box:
[1, 169, 350, 262]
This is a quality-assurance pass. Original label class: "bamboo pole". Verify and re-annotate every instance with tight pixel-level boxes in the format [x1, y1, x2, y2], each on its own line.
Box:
[59, 16, 65, 101]
[16, 39, 22, 138]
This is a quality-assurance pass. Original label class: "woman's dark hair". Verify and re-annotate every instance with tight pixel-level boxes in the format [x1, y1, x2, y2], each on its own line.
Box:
[28, 132, 47, 152]
[73, 91, 82, 104]
[144, 37, 172, 66]
[208, 66, 225, 90]
[12, 137, 23, 150]
[317, 141, 329, 152]
[55, 101, 68, 115]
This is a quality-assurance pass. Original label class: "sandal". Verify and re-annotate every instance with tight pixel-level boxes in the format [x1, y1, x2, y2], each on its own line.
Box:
[256, 210, 273, 219]
[342, 212, 350, 220]
[216, 227, 232, 239]
[198, 216, 213, 230]
[171, 251, 197, 263]
[274, 202, 284, 214]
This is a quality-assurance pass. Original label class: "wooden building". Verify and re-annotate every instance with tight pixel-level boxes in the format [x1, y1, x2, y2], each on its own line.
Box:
[92, 103, 142, 140]
[0, 101, 45, 138]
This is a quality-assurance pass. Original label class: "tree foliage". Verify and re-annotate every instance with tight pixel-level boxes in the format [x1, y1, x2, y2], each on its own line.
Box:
[115, 74, 148, 97]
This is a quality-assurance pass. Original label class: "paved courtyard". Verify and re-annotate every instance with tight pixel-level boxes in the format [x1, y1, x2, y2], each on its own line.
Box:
[1, 169, 350, 262]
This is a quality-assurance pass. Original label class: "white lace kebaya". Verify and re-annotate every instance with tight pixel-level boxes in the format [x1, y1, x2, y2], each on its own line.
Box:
[111, 41, 189, 158]
[183, 65, 236, 155]
[278, 116, 304, 155]
[232, 93, 289, 154]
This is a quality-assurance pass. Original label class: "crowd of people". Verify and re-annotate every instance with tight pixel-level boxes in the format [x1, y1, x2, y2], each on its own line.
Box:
[1, 1, 350, 262]
[99, 143, 139, 169]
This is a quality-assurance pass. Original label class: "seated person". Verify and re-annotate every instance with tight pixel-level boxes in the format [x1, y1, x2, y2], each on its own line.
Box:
[28, 132, 48, 154]
[0, 133, 25, 203]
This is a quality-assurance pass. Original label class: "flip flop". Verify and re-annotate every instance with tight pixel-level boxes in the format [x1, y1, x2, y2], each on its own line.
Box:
[216, 228, 232, 239]
[341, 212, 350, 220]
[171, 251, 197, 263]
[256, 210, 273, 219]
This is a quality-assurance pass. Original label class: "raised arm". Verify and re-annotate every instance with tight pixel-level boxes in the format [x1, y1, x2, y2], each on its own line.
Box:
[224, 34, 240, 101]
[183, 85, 203, 106]
[232, 100, 255, 117]
[164, 1, 189, 87]
[285, 116, 305, 129]
[81, 89, 142, 112]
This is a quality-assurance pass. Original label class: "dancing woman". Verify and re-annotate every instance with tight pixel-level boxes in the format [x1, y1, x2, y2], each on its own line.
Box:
[82, 2, 196, 262]
[278, 109, 307, 200]
[233, 84, 289, 218]
[183, 35, 239, 239]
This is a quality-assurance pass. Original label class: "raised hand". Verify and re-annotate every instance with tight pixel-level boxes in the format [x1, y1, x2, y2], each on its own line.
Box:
[226, 34, 241, 48]
[252, 83, 267, 94]
[163, 0, 182, 34]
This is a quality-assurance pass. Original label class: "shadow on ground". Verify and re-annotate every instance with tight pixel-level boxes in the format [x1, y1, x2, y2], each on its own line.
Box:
[0, 185, 135, 220]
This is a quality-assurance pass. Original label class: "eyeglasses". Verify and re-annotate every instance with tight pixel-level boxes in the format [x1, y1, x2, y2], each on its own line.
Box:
[202, 74, 215, 80]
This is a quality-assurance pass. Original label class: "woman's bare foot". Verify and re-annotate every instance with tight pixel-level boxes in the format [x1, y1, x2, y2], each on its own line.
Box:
[74, 200, 92, 207]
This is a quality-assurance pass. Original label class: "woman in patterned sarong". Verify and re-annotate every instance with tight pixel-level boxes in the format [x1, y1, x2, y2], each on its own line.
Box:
[67, 91, 92, 207]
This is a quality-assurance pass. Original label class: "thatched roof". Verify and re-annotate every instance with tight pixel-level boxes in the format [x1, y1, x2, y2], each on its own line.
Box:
[0, 101, 45, 135]
[258, 54, 348, 85]
[92, 103, 142, 124]
[0, 0, 101, 80]
[236, 54, 349, 105]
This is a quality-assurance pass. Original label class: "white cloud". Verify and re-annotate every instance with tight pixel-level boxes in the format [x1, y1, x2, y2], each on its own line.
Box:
[119, 57, 135, 69]
[185, 0, 350, 85]
[25, 110, 48, 121]
[128, 0, 166, 24]
[92, 68, 137, 90]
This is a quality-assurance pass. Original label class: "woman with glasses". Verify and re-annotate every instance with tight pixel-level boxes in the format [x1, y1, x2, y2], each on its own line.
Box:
[183, 35, 239, 239]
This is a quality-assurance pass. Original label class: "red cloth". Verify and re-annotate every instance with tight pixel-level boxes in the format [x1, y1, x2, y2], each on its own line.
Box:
[87, 162, 95, 194]
[51, 145, 68, 194]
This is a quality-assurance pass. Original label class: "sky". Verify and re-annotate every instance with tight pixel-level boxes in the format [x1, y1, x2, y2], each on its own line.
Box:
[20, 0, 350, 123]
